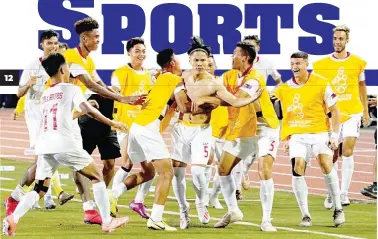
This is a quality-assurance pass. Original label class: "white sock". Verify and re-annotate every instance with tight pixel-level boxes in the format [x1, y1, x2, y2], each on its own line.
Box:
[82, 200, 96, 211]
[260, 179, 274, 221]
[219, 175, 239, 212]
[172, 167, 187, 211]
[13, 191, 39, 223]
[292, 176, 310, 218]
[191, 166, 207, 204]
[211, 167, 221, 196]
[44, 185, 53, 203]
[92, 182, 112, 225]
[112, 167, 130, 191]
[135, 177, 154, 203]
[324, 169, 342, 210]
[232, 161, 243, 191]
[204, 166, 212, 206]
[11, 185, 25, 202]
[333, 161, 339, 172]
[341, 155, 354, 194]
[112, 183, 127, 200]
[150, 204, 164, 222]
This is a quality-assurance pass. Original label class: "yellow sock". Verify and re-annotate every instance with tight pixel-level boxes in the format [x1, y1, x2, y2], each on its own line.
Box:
[52, 171, 63, 196]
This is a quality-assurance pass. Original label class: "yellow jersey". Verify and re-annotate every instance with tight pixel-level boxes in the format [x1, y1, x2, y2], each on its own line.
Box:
[222, 69, 259, 141]
[111, 65, 152, 129]
[63, 47, 97, 94]
[210, 76, 229, 139]
[134, 72, 182, 126]
[254, 74, 280, 129]
[275, 73, 334, 140]
[313, 53, 366, 120]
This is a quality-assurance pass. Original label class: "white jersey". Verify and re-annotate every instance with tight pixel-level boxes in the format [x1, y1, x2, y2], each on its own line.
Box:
[35, 83, 86, 155]
[19, 58, 50, 120]
[254, 55, 281, 82]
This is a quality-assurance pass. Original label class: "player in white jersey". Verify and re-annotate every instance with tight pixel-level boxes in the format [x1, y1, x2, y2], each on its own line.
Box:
[2, 53, 129, 236]
[5, 30, 63, 215]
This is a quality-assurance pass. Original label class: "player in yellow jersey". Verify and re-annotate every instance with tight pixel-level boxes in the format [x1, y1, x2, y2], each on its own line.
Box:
[63, 18, 146, 225]
[313, 25, 369, 208]
[110, 37, 154, 219]
[276, 51, 345, 227]
[111, 48, 184, 231]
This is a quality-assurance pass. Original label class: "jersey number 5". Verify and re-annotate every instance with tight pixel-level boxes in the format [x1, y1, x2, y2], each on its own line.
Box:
[43, 103, 58, 132]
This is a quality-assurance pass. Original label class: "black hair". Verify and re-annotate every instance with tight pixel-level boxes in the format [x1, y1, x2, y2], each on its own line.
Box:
[290, 51, 309, 60]
[126, 37, 145, 52]
[157, 48, 174, 69]
[187, 36, 211, 56]
[41, 53, 66, 77]
[236, 41, 256, 64]
[74, 17, 99, 35]
[40, 30, 59, 43]
[243, 35, 260, 45]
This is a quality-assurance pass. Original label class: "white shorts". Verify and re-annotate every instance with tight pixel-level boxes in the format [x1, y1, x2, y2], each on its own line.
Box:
[117, 131, 128, 145]
[289, 133, 332, 163]
[339, 114, 362, 141]
[255, 126, 280, 159]
[25, 118, 42, 155]
[223, 137, 257, 159]
[127, 120, 170, 164]
[35, 149, 93, 180]
[212, 137, 226, 162]
[171, 123, 213, 165]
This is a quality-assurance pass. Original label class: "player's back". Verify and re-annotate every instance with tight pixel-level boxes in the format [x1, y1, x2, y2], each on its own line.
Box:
[36, 83, 85, 154]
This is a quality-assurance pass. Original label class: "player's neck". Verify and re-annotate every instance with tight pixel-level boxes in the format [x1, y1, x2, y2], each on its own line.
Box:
[129, 62, 143, 71]
[50, 77, 62, 86]
[78, 43, 90, 58]
[333, 50, 348, 59]
[294, 71, 310, 85]
[239, 64, 253, 77]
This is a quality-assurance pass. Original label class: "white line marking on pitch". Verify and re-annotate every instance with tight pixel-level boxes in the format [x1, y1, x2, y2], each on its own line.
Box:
[0, 187, 368, 239]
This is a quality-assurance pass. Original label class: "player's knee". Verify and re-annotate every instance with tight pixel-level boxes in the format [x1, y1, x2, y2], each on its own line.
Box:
[33, 179, 49, 195]
[342, 147, 354, 157]
[291, 158, 305, 176]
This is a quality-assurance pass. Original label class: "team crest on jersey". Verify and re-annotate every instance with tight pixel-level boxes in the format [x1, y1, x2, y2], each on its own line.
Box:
[332, 67, 348, 94]
[287, 94, 304, 119]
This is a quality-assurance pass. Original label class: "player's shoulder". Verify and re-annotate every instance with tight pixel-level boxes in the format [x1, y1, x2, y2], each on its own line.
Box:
[310, 72, 329, 82]
[348, 53, 366, 63]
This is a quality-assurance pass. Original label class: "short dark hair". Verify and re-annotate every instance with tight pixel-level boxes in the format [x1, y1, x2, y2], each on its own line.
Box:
[74, 17, 99, 35]
[157, 48, 174, 69]
[40, 30, 59, 43]
[243, 35, 260, 45]
[59, 42, 69, 49]
[290, 51, 309, 60]
[126, 37, 145, 52]
[41, 53, 66, 77]
[236, 41, 256, 64]
[187, 36, 211, 56]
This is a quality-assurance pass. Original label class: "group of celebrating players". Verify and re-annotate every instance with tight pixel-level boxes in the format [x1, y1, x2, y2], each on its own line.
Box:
[2, 17, 376, 236]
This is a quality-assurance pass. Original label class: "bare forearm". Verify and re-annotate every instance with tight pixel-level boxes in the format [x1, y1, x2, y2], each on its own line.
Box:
[78, 75, 121, 101]
[17, 85, 30, 98]
[359, 85, 368, 113]
[330, 107, 340, 134]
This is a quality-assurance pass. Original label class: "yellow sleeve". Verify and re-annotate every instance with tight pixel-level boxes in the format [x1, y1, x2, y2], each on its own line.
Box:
[15, 96, 25, 114]
[359, 58, 367, 75]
